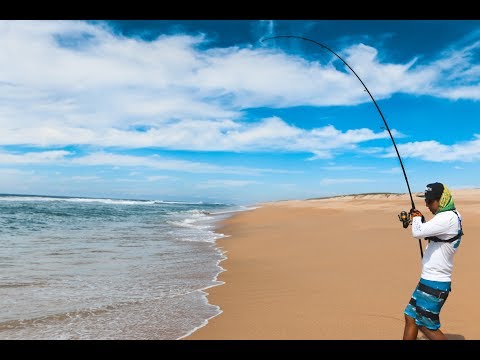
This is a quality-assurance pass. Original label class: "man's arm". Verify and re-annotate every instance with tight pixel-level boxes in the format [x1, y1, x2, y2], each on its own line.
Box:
[411, 215, 449, 239]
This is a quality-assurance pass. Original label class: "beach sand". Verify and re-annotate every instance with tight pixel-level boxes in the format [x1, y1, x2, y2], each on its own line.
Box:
[186, 189, 480, 340]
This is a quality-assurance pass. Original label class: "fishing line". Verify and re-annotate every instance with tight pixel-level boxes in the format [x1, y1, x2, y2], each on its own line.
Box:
[261, 35, 423, 258]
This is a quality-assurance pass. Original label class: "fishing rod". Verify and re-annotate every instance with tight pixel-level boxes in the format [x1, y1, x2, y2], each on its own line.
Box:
[261, 35, 423, 258]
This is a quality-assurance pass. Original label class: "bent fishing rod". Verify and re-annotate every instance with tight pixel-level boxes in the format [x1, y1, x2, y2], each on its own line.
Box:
[261, 35, 423, 258]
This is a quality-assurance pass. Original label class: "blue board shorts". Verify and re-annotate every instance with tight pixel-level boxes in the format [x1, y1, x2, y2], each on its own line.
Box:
[404, 278, 451, 330]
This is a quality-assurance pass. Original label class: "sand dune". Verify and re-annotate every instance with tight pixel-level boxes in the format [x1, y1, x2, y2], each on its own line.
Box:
[186, 188, 480, 340]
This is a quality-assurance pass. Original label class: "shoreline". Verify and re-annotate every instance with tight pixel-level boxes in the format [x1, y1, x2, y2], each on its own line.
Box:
[184, 189, 480, 340]
[176, 235, 228, 340]
[177, 205, 261, 340]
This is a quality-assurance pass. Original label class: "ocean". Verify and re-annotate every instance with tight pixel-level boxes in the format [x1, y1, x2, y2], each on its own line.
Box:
[0, 193, 250, 339]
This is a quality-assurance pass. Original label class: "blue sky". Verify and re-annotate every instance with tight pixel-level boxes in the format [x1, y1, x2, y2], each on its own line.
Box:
[0, 20, 479, 204]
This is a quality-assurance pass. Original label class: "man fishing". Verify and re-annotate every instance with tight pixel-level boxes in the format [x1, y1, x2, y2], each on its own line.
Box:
[403, 182, 463, 340]
[261, 36, 463, 340]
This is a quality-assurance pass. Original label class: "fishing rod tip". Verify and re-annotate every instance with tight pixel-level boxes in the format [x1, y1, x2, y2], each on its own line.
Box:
[259, 37, 275, 45]
[260, 36, 281, 43]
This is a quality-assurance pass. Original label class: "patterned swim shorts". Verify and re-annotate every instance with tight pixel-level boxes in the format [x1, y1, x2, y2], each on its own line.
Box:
[404, 278, 451, 330]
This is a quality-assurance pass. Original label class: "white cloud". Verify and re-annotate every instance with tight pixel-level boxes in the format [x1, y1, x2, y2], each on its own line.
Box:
[0, 168, 35, 175]
[382, 135, 480, 162]
[378, 167, 403, 174]
[307, 150, 334, 160]
[0, 20, 478, 157]
[146, 175, 174, 181]
[71, 152, 298, 176]
[0, 168, 43, 190]
[0, 120, 395, 159]
[0, 149, 296, 175]
[114, 178, 142, 183]
[357, 147, 386, 155]
[197, 179, 261, 189]
[319, 178, 375, 185]
[0, 150, 71, 164]
[71, 175, 102, 181]
[320, 165, 377, 171]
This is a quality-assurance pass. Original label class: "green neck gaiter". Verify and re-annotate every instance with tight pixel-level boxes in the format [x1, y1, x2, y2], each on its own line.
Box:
[436, 185, 456, 214]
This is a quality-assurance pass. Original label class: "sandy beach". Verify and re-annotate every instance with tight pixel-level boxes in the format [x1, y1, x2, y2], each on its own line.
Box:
[186, 189, 480, 340]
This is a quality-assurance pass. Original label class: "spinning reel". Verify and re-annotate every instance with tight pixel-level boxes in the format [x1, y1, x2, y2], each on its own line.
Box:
[398, 210, 411, 228]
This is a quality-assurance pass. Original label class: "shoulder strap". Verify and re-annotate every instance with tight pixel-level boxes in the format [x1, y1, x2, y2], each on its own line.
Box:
[426, 210, 463, 243]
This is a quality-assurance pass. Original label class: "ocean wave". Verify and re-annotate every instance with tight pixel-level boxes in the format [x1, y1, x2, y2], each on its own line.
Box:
[154, 200, 232, 206]
[166, 219, 211, 230]
[0, 194, 231, 207]
[0, 195, 155, 205]
[209, 205, 261, 215]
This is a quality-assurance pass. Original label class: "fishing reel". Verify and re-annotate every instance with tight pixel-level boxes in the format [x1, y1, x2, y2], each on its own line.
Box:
[398, 210, 411, 228]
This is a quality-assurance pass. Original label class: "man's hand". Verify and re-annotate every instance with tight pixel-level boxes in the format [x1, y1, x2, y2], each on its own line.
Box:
[409, 209, 423, 218]
[409, 208, 425, 223]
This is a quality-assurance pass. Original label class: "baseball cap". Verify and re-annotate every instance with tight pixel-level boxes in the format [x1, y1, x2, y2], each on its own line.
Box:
[422, 182, 444, 201]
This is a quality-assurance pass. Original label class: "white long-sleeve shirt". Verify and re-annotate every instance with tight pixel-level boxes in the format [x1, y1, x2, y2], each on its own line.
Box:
[411, 210, 463, 282]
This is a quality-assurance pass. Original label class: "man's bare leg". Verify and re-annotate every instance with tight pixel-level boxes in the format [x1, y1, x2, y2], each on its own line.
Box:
[403, 314, 419, 340]
[419, 326, 448, 340]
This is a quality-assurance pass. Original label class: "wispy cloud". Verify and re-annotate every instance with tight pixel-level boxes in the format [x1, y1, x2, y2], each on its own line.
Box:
[0, 168, 43, 189]
[378, 167, 403, 174]
[0, 150, 71, 164]
[382, 135, 480, 162]
[357, 147, 386, 155]
[71, 152, 296, 175]
[197, 179, 261, 188]
[320, 165, 377, 171]
[114, 175, 175, 182]
[0, 118, 397, 158]
[71, 175, 101, 181]
[319, 178, 375, 185]
[114, 178, 142, 183]
[0, 168, 35, 175]
[146, 175, 174, 181]
[255, 20, 276, 40]
[0, 149, 301, 176]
